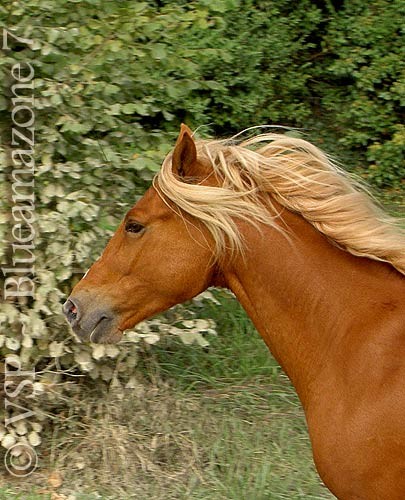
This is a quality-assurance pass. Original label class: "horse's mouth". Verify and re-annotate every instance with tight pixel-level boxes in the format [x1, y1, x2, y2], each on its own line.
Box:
[89, 319, 123, 344]
[92, 329, 123, 344]
[69, 315, 123, 344]
[73, 324, 123, 344]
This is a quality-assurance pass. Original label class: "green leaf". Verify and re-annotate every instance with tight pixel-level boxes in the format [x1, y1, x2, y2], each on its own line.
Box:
[151, 44, 167, 60]
[122, 103, 137, 114]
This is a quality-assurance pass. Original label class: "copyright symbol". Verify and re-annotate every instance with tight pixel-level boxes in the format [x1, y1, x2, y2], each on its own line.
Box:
[4, 443, 38, 477]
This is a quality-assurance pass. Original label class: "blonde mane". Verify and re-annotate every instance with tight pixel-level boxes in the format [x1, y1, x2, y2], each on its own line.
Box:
[156, 132, 405, 275]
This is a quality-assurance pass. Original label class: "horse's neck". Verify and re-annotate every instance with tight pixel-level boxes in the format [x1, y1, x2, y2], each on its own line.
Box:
[222, 208, 404, 409]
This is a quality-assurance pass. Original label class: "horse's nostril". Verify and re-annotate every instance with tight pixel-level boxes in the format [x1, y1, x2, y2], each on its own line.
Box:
[63, 298, 80, 324]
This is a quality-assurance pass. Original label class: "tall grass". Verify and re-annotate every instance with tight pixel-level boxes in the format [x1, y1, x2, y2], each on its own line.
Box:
[146, 293, 281, 388]
[137, 294, 334, 499]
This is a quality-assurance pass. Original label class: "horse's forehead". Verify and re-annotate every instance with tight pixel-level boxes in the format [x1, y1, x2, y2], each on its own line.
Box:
[127, 186, 171, 219]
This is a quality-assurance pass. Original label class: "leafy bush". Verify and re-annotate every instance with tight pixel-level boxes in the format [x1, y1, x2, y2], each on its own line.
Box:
[0, 0, 224, 465]
[178, 0, 323, 132]
[316, 0, 405, 188]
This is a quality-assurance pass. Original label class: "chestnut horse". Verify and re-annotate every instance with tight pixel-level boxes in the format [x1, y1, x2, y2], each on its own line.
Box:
[64, 124, 405, 499]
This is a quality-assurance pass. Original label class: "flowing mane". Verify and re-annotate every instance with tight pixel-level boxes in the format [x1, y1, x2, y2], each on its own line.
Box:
[156, 131, 405, 274]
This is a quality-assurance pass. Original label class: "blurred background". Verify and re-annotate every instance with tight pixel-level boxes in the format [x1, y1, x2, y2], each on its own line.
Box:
[0, 1, 403, 498]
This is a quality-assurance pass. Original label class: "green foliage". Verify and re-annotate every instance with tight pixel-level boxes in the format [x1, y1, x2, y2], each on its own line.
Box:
[178, 0, 323, 132]
[316, 0, 405, 188]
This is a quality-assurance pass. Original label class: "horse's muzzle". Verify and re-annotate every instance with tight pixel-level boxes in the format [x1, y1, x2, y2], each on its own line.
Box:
[63, 296, 120, 343]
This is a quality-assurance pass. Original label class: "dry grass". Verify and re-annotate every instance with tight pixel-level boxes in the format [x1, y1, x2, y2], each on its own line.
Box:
[0, 375, 333, 499]
[49, 384, 206, 498]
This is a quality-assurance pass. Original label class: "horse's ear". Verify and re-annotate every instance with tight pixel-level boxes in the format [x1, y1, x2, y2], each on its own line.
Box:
[172, 124, 197, 177]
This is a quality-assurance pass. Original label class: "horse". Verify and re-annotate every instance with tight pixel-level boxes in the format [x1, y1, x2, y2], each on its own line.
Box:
[64, 124, 405, 499]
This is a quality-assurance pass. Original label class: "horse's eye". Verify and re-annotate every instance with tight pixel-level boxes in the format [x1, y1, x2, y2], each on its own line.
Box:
[125, 221, 144, 234]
